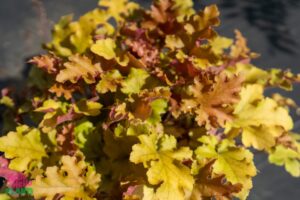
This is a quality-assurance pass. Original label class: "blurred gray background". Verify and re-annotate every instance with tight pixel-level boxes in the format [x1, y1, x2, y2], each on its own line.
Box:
[0, 0, 300, 199]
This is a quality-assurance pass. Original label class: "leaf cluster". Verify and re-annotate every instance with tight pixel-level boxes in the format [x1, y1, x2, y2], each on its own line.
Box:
[1, 0, 300, 199]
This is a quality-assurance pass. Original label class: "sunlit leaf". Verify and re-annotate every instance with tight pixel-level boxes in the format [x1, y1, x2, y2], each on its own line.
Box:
[31, 153, 101, 199]
[56, 54, 102, 84]
[121, 68, 150, 94]
[0, 126, 47, 172]
[195, 135, 256, 199]
[130, 133, 194, 200]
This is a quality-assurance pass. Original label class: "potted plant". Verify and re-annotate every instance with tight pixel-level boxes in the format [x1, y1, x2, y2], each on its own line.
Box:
[0, 0, 299, 199]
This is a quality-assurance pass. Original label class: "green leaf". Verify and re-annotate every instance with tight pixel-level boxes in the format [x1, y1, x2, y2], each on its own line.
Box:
[147, 98, 168, 124]
[0, 125, 47, 172]
[74, 120, 95, 149]
[121, 68, 150, 94]
[130, 133, 194, 200]
[74, 120, 102, 160]
[269, 145, 300, 177]
[126, 123, 151, 136]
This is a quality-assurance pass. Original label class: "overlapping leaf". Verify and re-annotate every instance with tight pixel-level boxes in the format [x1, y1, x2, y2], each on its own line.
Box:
[91, 38, 130, 66]
[130, 133, 194, 200]
[0, 126, 47, 172]
[191, 161, 242, 200]
[181, 73, 243, 128]
[56, 54, 102, 84]
[0, 0, 299, 199]
[269, 145, 300, 177]
[31, 153, 101, 199]
[195, 135, 256, 199]
[35, 99, 68, 130]
[226, 84, 293, 150]
[98, 0, 139, 22]
[121, 68, 150, 95]
[96, 69, 123, 93]
[73, 99, 102, 116]
[46, 9, 112, 56]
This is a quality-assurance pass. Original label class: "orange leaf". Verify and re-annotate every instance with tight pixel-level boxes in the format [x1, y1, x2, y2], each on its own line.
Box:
[181, 73, 244, 127]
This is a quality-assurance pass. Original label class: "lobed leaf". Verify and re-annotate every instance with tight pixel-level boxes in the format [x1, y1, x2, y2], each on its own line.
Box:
[31, 153, 101, 199]
[56, 54, 102, 84]
[130, 133, 194, 200]
[0, 126, 47, 172]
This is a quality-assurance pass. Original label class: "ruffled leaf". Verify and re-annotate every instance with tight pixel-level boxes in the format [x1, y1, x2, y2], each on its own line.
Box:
[121, 68, 150, 95]
[130, 133, 194, 200]
[226, 84, 293, 150]
[0, 126, 47, 172]
[56, 54, 102, 84]
[269, 145, 300, 177]
[195, 135, 256, 199]
[31, 153, 101, 199]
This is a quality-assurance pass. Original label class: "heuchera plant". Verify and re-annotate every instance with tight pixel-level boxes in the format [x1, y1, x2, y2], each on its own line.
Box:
[0, 0, 300, 199]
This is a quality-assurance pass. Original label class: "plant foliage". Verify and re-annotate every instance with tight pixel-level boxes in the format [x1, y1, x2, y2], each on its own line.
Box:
[1, 0, 300, 199]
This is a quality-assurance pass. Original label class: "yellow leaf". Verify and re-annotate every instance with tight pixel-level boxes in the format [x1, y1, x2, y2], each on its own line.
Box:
[0, 96, 14, 108]
[35, 99, 68, 130]
[56, 54, 102, 84]
[130, 133, 194, 200]
[227, 63, 269, 85]
[31, 153, 101, 200]
[0, 194, 12, 200]
[91, 38, 116, 60]
[73, 99, 102, 116]
[226, 84, 293, 150]
[96, 69, 123, 93]
[242, 126, 283, 151]
[195, 135, 256, 200]
[121, 68, 150, 94]
[91, 38, 129, 66]
[269, 145, 300, 177]
[165, 35, 184, 50]
[210, 36, 233, 55]
[70, 9, 111, 54]
[0, 125, 47, 172]
[46, 9, 111, 56]
[45, 15, 73, 57]
[173, 0, 195, 21]
[98, 0, 139, 22]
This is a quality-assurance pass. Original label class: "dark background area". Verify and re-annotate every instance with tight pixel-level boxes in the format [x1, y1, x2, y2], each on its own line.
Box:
[0, 0, 300, 199]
